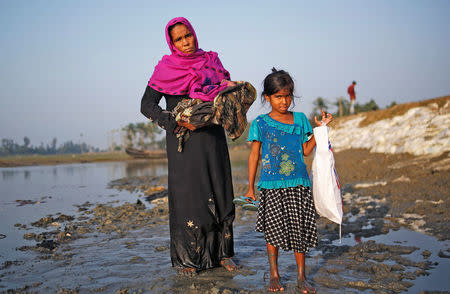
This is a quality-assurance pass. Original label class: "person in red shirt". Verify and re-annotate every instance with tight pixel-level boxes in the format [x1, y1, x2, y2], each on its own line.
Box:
[347, 81, 357, 114]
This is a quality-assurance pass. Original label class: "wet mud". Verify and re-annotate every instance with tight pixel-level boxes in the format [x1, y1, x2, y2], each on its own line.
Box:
[1, 149, 449, 293]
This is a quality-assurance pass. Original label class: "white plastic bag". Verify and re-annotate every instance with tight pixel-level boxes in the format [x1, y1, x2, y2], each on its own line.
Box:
[310, 125, 343, 230]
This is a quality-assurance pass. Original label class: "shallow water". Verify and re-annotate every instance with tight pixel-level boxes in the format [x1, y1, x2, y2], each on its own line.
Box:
[0, 161, 166, 261]
[1, 161, 449, 293]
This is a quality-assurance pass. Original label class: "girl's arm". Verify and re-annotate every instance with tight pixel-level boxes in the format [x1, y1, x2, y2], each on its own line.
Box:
[244, 141, 262, 201]
[303, 110, 333, 156]
[303, 135, 316, 156]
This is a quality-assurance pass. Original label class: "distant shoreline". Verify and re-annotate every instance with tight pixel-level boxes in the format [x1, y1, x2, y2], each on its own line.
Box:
[0, 152, 164, 168]
[0, 148, 251, 168]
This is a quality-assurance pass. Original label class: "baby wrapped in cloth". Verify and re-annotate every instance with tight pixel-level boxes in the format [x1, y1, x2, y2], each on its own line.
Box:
[173, 81, 256, 152]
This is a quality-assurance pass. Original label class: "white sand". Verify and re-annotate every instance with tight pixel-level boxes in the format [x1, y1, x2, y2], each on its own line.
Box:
[329, 100, 450, 156]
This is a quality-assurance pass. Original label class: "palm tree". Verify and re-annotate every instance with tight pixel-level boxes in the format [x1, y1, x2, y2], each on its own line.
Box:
[313, 97, 328, 113]
[135, 122, 147, 149]
[310, 97, 329, 121]
[122, 123, 136, 148]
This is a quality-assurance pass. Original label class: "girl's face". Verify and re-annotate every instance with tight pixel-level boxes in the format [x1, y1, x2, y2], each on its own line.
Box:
[265, 88, 293, 114]
[170, 24, 196, 54]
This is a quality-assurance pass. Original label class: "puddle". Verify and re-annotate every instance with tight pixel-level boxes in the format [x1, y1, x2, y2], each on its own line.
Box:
[328, 228, 450, 293]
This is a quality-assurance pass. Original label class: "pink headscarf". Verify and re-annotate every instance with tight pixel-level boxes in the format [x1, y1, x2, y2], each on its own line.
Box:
[148, 17, 230, 101]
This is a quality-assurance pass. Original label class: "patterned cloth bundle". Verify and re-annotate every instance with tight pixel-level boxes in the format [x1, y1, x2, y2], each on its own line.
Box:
[172, 81, 256, 152]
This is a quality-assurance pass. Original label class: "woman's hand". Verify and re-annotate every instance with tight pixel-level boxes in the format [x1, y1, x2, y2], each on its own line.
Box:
[221, 79, 236, 88]
[177, 120, 197, 131]
[314, 109, 333, 127]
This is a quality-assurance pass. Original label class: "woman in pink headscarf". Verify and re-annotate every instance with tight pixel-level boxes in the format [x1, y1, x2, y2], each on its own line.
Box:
[141, 17, 237, 275]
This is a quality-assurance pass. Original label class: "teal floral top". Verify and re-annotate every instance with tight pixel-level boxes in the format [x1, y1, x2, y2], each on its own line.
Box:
[247, 112, 313, 190]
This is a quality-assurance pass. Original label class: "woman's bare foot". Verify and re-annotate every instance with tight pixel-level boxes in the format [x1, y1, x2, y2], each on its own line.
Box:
[177, 267, 197, 277]
[268, 277, 284, 292]
[297, 278, 316, 294]
[220, 258, 238, 271]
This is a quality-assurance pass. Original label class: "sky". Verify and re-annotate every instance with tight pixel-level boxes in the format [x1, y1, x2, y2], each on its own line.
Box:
[1, 0, 449, 149]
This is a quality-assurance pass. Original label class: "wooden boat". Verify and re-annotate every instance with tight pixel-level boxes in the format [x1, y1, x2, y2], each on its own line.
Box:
[125, 148, 167, 159]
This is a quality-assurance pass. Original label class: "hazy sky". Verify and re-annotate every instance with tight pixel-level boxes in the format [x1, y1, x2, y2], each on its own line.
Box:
[1, 0, 449, 149]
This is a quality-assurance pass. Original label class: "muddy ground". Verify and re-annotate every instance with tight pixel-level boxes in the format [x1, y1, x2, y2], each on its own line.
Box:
[1, 148, 449, 293]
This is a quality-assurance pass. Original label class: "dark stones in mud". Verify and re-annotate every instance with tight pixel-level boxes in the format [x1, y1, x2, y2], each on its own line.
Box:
[353, 240, 418, 255]
[37, 239, 59, 251]
[1, 260, 24, 270]
[90, 201, 166, 234]
[22, 223, 82, 245]
[17, 194, 170, 265]
[318, 244, 351, 259]
[350, 206, 360, 215]
[314, 240, 433, 293]
[346, 280, 414, 292]
[114, 289, 147, 294]
[74, 201, 94, 212]
[15, 199, 45, 206]
[14, 223, 27, 229]
[108, 176, 166, 195]
[128, 256, 146, 264]
[18, 213, 96, 255]
[31, 214, 74, 227]
[145, 189, 168, 202]
[23, 230, 59, 241]
[422, 250, 432, 258]
[155, 245, 168, 252]
[3, 283, 42, 294]
[31, 216, 54, 227]
[438, 249, 450, 258]
[57, 287, 80, 293]
[135, 199, 145, 208]
[17, 239, 59, 253]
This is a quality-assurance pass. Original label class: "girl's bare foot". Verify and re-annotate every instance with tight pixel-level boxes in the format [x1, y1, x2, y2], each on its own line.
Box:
[220, 258, 238, 271]
[177, 267, 196, 277]
[269, 277, 284, 292]
[297, 279, 316, 294]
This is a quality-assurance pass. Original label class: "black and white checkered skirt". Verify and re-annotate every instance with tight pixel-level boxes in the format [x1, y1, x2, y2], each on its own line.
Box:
[256, 185, 318, 252]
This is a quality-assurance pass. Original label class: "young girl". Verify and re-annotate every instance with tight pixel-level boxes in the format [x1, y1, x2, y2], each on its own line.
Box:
[244, 69, 332, 293]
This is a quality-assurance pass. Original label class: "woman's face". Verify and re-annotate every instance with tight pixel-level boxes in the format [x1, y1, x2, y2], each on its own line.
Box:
[170, 23, 196, 54]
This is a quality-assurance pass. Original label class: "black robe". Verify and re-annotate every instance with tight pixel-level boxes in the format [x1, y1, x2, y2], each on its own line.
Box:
[140, 86, 235, 271]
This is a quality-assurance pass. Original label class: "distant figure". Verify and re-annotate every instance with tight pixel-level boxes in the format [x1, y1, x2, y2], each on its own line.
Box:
[347, 81, 357, 114]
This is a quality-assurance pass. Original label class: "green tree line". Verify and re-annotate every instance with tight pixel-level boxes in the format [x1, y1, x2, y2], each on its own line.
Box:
[0, 137, 99, 156]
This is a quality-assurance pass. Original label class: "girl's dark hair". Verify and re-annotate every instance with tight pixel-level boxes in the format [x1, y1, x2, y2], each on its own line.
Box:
[261, 68, 296, 105]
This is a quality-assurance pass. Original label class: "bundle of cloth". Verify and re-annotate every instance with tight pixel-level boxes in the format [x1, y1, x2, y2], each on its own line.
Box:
[172, 81, 256, 152]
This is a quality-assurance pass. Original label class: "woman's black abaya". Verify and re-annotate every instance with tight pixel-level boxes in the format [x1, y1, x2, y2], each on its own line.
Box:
[141, 86, 235, 271]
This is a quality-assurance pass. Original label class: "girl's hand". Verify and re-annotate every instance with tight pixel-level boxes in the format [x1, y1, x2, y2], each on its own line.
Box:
[314, 109, 333, 126]
[177, 120, 197, 131]
[244, 190, 256, 201]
